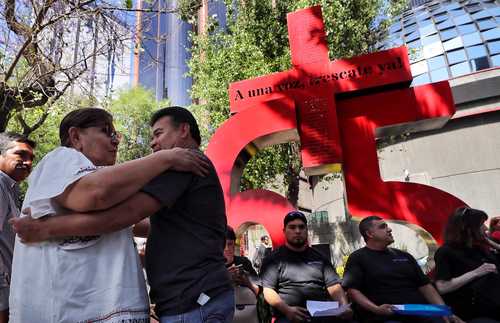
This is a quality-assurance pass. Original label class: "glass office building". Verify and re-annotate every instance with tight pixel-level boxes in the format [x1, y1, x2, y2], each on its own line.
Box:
[379, 0, 500, 85]
[133, 0, 227, 106]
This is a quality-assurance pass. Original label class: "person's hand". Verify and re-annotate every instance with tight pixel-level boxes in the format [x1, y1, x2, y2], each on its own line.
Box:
[9, 210, 49, 243]
[163, 148, 210, 176]
[338, 305, 353, 320]
[283, 306, 310, 323]
[444, 314, 465, 323]
[472, 263, 498, 278]
[227, 265, 252, 287]
[374, 304, 395, 316]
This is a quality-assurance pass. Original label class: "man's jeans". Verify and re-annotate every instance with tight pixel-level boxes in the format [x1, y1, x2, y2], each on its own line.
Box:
[160, 289, 235, 323]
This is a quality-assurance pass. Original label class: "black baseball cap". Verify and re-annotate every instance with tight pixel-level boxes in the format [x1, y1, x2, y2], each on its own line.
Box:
[284, 210, 307, 227]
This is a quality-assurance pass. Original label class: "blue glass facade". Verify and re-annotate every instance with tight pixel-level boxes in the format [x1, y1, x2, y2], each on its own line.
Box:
[135, 0, 227, 106]
[380, 0, 500, 86]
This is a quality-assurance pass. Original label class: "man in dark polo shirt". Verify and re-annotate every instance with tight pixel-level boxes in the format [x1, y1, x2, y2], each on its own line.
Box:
[139, 107, 233, 321]
[11, 107, 233, 323]
[342, 216, 461, 323]
[260, 211, 353, 323]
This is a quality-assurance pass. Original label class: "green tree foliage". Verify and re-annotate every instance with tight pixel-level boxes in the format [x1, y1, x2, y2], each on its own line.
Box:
[187, 0, 405, 204]
[109, 87, 169, 162]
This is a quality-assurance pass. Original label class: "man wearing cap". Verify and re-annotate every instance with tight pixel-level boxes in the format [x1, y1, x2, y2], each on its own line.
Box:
[260, 210, 353, 323]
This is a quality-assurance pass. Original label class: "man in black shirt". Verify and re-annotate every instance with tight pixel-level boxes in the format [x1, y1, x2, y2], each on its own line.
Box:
[139, 107, 233, 321]
[343, 216, 461, 323]
[260, 210, 353, 323]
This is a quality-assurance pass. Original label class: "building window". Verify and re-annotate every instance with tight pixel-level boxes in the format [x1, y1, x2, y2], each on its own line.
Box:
[462, 32, 482, 46]
[447, 49, 467, 64]
[443, 36, 464, 51]
[470, 56, 490, 71]
[422, 34, 440, 45]
[441, 27, 459, 41]
[454, 13, 472, 24]
[427, 55, 447, 70]
[487, 40, 500, 54]
[411, 60, 428, 76]
[466, 44, 487, 58]
[482, 27, 500, 41]
[412, 72, 431, 86]
[420, 24, 438, 36]
[491, 54, 500, 67]
[430, 67, 449, 81]
[450, 61, 471, 77]
[477, 18, 497, 31]
[438, 19, 454, 30]
[458, 23, 478, 34]
[424, 41, 445, 58]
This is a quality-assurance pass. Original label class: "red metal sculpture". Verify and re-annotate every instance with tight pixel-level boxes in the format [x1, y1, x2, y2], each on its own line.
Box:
[206, 5, 466, 246]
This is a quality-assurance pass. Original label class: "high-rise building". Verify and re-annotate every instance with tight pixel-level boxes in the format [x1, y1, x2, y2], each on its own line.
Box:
[132, 0, 226, 106]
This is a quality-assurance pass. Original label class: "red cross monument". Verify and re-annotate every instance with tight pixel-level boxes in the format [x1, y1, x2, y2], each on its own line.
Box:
[206, 5, 466, 246]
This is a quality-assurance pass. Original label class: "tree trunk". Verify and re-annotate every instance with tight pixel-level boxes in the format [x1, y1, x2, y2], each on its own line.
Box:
[0, 110, 9, 132]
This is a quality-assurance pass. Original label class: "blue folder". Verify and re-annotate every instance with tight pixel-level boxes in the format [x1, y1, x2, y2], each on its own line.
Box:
[393, 304, 452, 317]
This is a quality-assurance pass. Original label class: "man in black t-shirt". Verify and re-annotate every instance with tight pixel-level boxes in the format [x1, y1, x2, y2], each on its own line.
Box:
[343, 216, 460, 323]
[139, 107, 233, 321]
[260, 211, 353, 323]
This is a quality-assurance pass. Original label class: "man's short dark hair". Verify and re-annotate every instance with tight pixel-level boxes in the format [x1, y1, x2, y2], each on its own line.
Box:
[284, 210, 307, 227]
[59, 108, 114, 147]
[0, 132, 36, 155]
[150, 106, 201, 146]
[226, 226, 236, 241]
[359, 215, 383, 241]
[260, 235, 268, 242]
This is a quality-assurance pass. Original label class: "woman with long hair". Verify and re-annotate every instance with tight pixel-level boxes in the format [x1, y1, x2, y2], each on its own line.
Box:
[434, 207, 500, 322]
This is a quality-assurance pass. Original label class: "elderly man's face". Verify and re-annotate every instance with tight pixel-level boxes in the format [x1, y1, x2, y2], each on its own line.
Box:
[0, 141, 34, 182]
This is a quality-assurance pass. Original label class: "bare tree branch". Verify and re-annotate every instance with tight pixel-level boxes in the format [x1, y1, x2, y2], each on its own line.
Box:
[1, 0, 187, 131]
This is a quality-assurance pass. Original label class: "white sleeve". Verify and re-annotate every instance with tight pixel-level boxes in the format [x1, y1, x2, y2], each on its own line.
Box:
[22, 147, 98, 219]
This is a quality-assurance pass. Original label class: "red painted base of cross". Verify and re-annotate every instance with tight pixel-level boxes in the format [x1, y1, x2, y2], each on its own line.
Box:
[206, 5, 466, 246]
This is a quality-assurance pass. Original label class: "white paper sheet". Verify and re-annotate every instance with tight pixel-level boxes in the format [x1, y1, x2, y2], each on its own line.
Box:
[306, 300, 351, 317]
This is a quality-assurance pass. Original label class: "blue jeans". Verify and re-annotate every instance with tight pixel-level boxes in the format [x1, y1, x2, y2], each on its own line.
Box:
[160, 289, 235, 323]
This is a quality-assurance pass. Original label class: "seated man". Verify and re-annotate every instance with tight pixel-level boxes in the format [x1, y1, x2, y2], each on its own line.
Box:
[342, 215, 461, 323]
[260, 211, 353, 323]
